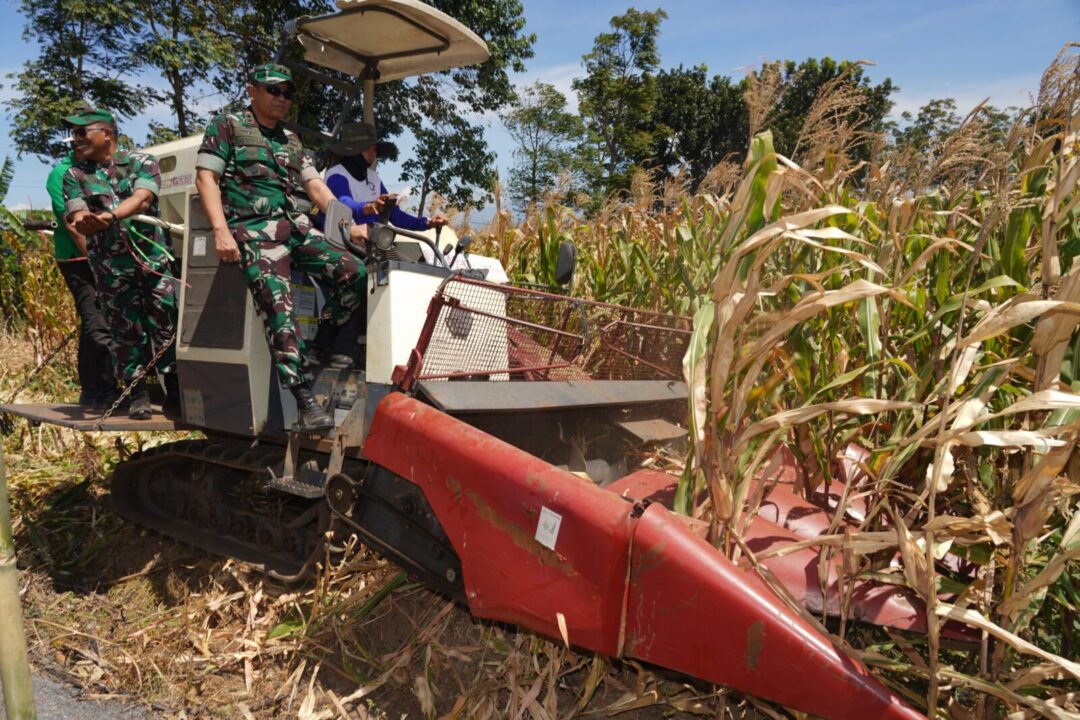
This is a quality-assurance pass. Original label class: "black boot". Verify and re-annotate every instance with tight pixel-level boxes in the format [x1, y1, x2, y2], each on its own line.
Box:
[128, 380, 152, 420]
[291, 383, 334, 432]
[162, 373, 181, 418]
[310, 320, 337, 366]
[310, 320, 356, 369]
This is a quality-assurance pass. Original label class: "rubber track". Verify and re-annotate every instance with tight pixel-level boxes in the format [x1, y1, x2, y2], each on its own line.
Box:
[111, 438, 333, 578]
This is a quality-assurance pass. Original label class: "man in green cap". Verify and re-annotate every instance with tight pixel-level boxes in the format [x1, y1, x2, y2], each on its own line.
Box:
[61, 106, 180, 420]
[45, 133, 117, 408]
[195, 62, 365, 432]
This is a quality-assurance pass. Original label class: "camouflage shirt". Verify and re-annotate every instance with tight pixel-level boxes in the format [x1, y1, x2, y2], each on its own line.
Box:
[62, 150, 166, 259]
[196, 109, 319, 226]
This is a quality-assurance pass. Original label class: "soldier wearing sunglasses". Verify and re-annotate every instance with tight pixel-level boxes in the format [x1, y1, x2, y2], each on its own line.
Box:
[195, 63, 364, 432]
[61, 106, 181, 420]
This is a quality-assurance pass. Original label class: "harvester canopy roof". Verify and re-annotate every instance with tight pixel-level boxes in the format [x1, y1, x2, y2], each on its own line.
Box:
[295, 0, 490, 81]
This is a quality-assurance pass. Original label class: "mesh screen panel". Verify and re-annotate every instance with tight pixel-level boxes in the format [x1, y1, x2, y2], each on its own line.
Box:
[413, 278, 692, 382]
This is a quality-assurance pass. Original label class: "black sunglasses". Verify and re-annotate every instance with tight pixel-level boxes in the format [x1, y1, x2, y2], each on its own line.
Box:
[261, 85, 295, 100]
[72, 126, 108, 138]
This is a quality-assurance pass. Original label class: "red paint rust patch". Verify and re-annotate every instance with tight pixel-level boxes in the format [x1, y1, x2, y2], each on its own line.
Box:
[447, 478, 577, 578]
[446, 476, 464, 505]
[745, 620, 765, 671]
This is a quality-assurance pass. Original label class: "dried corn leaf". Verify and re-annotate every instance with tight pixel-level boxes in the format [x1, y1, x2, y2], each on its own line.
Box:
[958, 299, 1080, 349]
[895, 511, 933, 600]
[1013, 440, 1075, 506]
[603, 688, 661, 713]
[1007, 691, 1080, 720]
[951, 429, 1068, 448]
[984, 389, 1080, 422]
[935, 603, 1080, 683]
[414, 675, 436, 719]
[923, 511, 1012, 545]
[733, 205, 855, 259]
[1062, 506, 1080, 548]
[947, 346, 981, 396]
[736, 280, 902, 374]
[897, 237, 973, 288]
[1032, 265, 1080, 354]
[556, 612, 569, 649]
[782, 230, 886, 274]
[998, 544, 1080, 620]
[738, 398, 920, 449]
[684, 301, 715, 450]
[575, 655, 605, 714]
[1007, 663, 1073, 692]
[942, 668, 1076, 720]
[926, 442, 956, 492]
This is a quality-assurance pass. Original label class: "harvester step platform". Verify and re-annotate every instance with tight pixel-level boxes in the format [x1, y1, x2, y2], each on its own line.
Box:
[0, 403, 187, 432]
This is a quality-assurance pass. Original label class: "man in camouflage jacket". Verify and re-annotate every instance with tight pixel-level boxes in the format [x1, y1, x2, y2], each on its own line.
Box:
[195, 63, 364, 432]
[62, 107, 180, 420]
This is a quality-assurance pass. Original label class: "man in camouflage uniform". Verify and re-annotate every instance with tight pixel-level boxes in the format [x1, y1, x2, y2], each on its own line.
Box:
[195, 63, 364, 431]
[62, 107, 180, 420]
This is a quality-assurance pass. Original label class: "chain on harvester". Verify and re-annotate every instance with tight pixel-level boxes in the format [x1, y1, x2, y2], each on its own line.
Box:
[95, 215, 183, 429]
[95, 333, 176, 429]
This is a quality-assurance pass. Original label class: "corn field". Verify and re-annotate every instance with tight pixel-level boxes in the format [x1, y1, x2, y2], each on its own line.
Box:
[472, 45, 1080, 718]
[1, 44, 1079, 720]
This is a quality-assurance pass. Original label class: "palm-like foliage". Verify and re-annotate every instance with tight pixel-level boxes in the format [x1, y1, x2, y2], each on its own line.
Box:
[0, 156, 14, 205]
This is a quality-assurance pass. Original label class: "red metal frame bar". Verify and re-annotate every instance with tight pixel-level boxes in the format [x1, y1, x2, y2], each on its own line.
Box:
[417, 362, 577, 381]
[450, 276, 691, 326]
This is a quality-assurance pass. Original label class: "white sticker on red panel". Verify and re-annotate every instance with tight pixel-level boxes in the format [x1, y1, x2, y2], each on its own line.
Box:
[535, 506, 562, 550]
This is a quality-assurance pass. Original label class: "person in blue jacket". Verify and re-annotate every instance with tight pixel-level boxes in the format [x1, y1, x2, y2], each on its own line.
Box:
[312, 123, 447, 367]
[324, 122, 447, 231]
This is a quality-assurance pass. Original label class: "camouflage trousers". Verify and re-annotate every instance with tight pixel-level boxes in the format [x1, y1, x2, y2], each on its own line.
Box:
[89, 248, 178, 383]
[234, 215, 365, 387]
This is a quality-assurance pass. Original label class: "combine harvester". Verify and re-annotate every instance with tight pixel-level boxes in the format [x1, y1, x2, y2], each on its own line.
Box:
[3, 2, 958, 716]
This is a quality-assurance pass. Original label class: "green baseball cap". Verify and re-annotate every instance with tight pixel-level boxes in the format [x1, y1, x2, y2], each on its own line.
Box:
[62, 106, 115, 126]
[250, 63, 293, 85]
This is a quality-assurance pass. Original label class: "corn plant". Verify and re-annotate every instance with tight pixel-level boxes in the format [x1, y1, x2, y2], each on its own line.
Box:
[475, 44, 1080, 719]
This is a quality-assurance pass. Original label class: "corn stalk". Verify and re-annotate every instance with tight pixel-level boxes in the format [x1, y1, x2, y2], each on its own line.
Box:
[0, 450, 35, 719]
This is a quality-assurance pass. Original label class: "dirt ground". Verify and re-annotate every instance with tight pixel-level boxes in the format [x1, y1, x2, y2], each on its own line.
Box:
[7, 458, 759, 719]
[0, 418, 763, 718]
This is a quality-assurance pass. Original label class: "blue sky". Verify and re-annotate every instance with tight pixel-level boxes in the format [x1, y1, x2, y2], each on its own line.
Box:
[2, 0, 1077, 212]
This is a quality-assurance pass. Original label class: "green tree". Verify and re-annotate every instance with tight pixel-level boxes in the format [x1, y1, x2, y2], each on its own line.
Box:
[502, 82, 583, 209]
[10, 0, 532, 208]
[573, 7, 668, 199]
[651, 65, 748, 187]
[6, 0, 149, 159]
[135, 0, 235, 140]
[649, 58, 896, 189]
[760, 57, 896, 162]
[892, 97, 961, 151]
[381, 0, 534, 210]
[204, 0, 327, 123]
[401, 106, 495, 215]
[205, 0, 533, 210]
